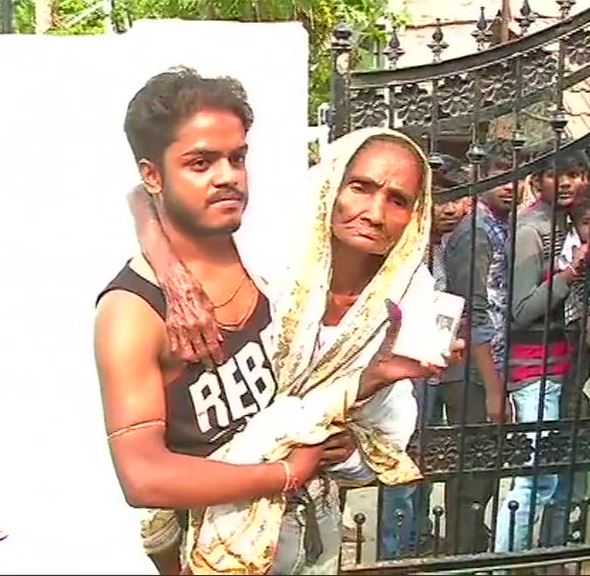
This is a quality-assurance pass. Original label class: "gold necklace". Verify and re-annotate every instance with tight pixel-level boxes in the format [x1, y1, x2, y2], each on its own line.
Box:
[212, 274, 250, 309]
[217, 288, 260, 331]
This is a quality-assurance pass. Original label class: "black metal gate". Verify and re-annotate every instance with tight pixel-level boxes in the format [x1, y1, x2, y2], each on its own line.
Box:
[329, 2, 590, 574]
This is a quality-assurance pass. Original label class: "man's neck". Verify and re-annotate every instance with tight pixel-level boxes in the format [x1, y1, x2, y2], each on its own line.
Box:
[480, 198, 509, 222]
[330, 238, 383, 296]
[430, 231, 443, 245]
[538, 198, 568, 228]
[162, 219, 240, 272]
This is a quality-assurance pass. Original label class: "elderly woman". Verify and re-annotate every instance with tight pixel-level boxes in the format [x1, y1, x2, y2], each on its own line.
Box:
[129, 128, 458, 575]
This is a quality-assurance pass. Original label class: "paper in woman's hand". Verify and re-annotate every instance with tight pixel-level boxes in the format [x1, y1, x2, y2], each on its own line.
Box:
[390, 290, 465, 368]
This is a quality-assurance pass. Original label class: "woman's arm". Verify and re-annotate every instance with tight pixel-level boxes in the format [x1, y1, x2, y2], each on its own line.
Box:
[127, 186, 223, 367]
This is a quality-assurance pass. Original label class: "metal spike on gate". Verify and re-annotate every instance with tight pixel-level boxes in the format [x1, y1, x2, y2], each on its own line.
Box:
[384, 26, 405, 70]
[508, 500, 520, 552]
[550, 107, 568, 133]
[556, 0, 576, 19]
[472, 7, 493, 51]
[428, 19, 449, 63]
[516, 0, 536, 35]
[353, 512, 366, 564]
[429, 153, 445, 171]
[433, 505, 445, 556]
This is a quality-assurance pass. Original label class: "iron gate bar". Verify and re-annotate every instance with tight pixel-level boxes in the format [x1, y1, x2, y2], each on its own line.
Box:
[435, 133, 590, 202]
[347, 62, 590, 140]
[339, 545, 590, 575]
[332, 1, 590, 573]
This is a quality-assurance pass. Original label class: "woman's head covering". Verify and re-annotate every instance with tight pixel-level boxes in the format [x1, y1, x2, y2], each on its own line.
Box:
[271, 127, 433, 396]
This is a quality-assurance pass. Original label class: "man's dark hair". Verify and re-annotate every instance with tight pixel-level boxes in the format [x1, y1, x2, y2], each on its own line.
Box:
[534, 149, 589, 177]
[483, 139, 513, 176]
[124, 66, 254, 164]
[432, 153, 469, 193]
[571, 190, 590, 225]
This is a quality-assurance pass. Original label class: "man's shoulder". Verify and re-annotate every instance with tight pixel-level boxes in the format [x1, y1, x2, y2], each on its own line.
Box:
[95, 286, 165, 366]
[446, 213, 489, 249]
[95, 255, 165, 345]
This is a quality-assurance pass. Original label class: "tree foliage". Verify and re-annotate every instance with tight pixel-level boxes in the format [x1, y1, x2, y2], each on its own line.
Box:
[13, 0, 405, 121]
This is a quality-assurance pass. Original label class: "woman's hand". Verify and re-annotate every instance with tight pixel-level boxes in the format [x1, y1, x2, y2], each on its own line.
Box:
[128, 186, 224, 369]
[160, 262, 224, 369]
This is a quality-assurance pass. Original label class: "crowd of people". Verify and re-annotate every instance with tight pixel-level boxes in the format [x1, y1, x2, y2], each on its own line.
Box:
[93, 66, 589, 576]
[376, 148, 590, 565]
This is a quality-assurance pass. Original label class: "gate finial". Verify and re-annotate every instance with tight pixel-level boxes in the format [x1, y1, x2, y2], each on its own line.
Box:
[472, 7, 493, 51]
[556, 0, 576, 19]
[384, 26, 405, 70]
[516, 0, 536, 35]
[428, 19, 448, 63]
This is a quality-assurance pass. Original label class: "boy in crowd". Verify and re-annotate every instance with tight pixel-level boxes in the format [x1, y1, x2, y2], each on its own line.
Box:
[494, 152, 588, 554]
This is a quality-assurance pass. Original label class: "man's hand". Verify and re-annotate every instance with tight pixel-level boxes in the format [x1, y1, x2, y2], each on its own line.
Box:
[160, 263, 224, 369]
[561, 244, 589, 284]
[318, 431, 356, 467]
[358, 299, 464, 401]
[486, 390, 513, 424]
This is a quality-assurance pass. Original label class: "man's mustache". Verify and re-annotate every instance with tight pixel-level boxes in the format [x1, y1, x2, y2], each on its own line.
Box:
[206, 186, 247, 206]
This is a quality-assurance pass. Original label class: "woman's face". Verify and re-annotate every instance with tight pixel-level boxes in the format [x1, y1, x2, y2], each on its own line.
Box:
[331, 140, 424, 256]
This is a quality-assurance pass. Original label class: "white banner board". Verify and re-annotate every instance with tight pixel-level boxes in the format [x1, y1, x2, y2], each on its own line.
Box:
[0, 20, 308, 574]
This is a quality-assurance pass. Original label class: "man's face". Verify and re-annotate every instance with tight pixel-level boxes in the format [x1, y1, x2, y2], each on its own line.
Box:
[331, 141, 423, 255]
[484, 181, 515, 215]
[142, 108, 249, 236]
[432, 198, 465, 235]
[535, 166, 587, 209]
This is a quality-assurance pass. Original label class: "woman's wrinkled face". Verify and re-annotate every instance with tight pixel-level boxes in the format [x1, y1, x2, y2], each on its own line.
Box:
[331, 140, 424, 255]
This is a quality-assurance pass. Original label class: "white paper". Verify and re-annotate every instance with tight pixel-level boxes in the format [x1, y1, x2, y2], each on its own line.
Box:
[392, 291, 465, 367]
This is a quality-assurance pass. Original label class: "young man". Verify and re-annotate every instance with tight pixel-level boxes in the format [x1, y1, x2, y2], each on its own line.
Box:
[95, 68, 442, 575]
[442, 153, 516, 554]
[494, 152, 588, 554]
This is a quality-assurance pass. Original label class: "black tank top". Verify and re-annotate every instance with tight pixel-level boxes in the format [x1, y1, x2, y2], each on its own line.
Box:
[96, 262, 277, 457]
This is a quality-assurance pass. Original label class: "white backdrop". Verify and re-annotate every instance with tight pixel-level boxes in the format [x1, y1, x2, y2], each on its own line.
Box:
[0, 20, 308, 574]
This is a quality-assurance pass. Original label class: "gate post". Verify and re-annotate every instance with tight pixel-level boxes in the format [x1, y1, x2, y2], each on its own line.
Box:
[330, 22, 352, 142]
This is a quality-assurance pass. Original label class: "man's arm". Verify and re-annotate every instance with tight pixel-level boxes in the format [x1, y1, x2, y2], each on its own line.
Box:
[511, 225, 571, 329]
[445, 225, 507, 422]
[127, 186, 222, 366]
[94, 289, 321, 509]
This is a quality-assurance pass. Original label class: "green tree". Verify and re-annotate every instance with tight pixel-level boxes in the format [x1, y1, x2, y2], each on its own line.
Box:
[13, 0, 405, 121]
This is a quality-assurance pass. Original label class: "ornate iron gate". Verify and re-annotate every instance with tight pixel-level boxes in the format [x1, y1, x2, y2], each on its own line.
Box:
[330, 2, 590, 574]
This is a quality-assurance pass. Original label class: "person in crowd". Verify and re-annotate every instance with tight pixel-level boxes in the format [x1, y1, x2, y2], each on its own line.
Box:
[442, 150, 517, 554]
[494, 152, 588, 554]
